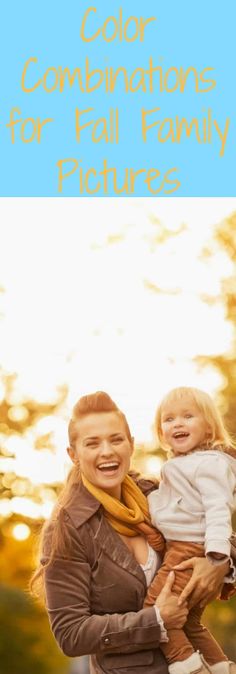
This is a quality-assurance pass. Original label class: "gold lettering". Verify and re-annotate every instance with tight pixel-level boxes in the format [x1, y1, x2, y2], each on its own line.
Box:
[130, 168, 146, 192]
[176, 117, 201, 143]
[214, 118, 230, 157]
[164, 67, 179, 93]
[164, 168, 181, 194]
[75, 108, 94, 142]
[36, 117, 54, 142]
[20, 118, 36, 143]
[85, 168, 100, 194]
[179, 66, 200, 93]
[21, 57, 41, 93]
[43, 67, 58, 93]
[6, 108, 22, 143]
[85, 57, 104, 93]
[124, 15, 139, 42]
[57, 158, 79, 192]
[80, 7, 100, 42]
[142, 107, 161, 141]
[92, 118, 109, 143]
[158, 119, 175, 143]
[59, 66, 84, 92]
[102, 15, 118, 42]
[140, 16, 156, 42]
[199, 67, 216, 92]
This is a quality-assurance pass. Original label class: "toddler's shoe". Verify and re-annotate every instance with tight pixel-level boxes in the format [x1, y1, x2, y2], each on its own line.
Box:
[209, 663, 236, 674]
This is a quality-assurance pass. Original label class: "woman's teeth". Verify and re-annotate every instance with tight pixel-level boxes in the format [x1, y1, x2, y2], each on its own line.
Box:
[97, 462, 119, 471]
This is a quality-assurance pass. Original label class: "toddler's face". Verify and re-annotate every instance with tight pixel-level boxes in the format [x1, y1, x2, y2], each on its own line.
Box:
[160, 396, 209, 456]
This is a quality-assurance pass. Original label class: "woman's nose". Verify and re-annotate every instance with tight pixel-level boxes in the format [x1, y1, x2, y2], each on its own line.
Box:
[100, 440, 113, 455]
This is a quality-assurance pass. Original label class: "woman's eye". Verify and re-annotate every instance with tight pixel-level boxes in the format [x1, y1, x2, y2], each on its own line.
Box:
[112, 436, 123, 443]
[185, 414, 193, 419]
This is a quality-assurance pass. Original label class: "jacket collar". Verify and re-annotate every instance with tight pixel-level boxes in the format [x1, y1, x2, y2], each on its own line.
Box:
[64, 479, 102, 528]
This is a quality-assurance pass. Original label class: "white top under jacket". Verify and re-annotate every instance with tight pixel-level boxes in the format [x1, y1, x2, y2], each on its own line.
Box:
[140, 544, 168, 642]
[148, 450, 236, 558]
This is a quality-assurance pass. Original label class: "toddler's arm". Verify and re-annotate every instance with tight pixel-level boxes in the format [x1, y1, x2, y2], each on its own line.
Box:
[194, 454, 236, 559]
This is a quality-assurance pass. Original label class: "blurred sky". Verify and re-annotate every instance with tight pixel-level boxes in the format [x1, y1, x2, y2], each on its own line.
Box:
[1, 197, 236, 443]
[1, 197, 236, 522]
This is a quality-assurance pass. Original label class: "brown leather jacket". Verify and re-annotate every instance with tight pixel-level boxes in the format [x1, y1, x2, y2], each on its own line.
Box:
[43, 475, 168, 674]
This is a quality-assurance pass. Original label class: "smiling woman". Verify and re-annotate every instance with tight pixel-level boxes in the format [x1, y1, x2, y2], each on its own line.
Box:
[67, 407, 134, 499]
[30, 390, 230, 674]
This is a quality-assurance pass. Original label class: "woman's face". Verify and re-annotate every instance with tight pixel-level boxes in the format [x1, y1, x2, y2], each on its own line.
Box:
[67, 412, 134, 499]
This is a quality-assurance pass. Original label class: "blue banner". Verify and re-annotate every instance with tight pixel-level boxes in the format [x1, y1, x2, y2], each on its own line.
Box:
[1, 0, 235, 196]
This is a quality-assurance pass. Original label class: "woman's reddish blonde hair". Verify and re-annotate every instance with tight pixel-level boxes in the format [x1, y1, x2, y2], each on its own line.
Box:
[68, 390, 133, 449]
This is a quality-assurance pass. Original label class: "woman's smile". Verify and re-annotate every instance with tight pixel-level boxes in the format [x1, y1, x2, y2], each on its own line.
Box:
[97, 460, 120, 474]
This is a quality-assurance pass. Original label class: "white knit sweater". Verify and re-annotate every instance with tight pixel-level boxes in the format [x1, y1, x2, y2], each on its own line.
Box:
[148, 450, 236, 557]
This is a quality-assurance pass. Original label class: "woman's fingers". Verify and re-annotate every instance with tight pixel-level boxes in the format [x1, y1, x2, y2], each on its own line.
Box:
[176, 555, 229, 606]
[174, 559, 193, 571]
[178, 578, 195, 605]
[158, 571, 175, 599]
[178, 580, 220, 607]
[180, 606, 189, 624]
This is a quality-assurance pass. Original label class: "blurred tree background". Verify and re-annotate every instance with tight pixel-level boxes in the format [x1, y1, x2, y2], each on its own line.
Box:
[1, 208, 236, 672]
[0, 377, 70, 673]
[197, 213, 236, 437]
[195, 213, 236, 660]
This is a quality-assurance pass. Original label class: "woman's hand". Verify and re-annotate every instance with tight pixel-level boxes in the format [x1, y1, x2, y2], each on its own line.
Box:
[155, 571, 188, 629]
[175, 556, 229, 608]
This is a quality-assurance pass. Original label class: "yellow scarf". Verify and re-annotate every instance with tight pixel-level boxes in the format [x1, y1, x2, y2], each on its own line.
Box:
[81, 473, 165, 554]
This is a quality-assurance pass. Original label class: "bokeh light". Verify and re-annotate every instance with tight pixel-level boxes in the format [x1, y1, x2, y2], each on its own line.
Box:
[11, 523, 30, 540]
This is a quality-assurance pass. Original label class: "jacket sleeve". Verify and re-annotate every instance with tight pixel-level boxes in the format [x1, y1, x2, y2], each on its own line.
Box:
[194, 454, 236, 558]
[43, 519, 161, 658]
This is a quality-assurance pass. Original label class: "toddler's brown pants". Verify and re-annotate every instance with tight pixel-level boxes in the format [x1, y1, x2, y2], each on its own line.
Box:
[144, 540, 227, 666]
